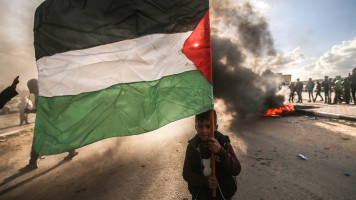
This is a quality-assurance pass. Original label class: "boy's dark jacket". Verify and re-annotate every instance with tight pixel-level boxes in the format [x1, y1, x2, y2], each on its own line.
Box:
[183, 131, 241, 200]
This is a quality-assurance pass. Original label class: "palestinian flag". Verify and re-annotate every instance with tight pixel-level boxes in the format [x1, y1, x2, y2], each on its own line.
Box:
[33, 0, 213, 155]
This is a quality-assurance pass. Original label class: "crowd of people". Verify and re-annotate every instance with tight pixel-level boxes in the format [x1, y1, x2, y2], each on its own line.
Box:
[288, 68, 356, 105]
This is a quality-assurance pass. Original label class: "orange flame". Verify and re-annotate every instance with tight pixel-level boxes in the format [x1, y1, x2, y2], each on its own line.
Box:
[263, 103, 295, 117]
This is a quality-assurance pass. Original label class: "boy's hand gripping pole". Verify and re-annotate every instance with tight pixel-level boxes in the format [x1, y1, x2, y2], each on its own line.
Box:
[209, 109, 216, 197]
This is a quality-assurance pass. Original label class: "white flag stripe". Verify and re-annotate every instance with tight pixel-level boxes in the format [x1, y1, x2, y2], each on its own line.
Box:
[37, 32, 196, 97]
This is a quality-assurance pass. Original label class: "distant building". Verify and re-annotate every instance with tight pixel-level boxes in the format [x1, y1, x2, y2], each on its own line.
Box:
[282, 74, 291, 83]
[276, 73, 291, 84]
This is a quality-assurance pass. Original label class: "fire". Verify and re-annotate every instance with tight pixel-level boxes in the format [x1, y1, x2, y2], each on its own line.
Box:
[263, 103, 295, 117]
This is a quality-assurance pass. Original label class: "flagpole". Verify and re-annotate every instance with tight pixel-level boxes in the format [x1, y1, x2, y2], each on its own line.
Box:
[209, 109, 216, 197]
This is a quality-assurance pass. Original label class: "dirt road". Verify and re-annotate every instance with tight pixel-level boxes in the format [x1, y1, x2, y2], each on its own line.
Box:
[0, 110, 355, 200]
[234, 115, 356, 200]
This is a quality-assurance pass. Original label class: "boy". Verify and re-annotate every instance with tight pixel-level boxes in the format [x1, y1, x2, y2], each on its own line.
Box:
[183, 110, 241, 200]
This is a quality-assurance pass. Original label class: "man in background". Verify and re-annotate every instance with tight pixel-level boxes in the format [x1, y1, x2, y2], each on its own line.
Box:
[350, 68, 356, 105]
[322, 76, 331, 104]
[295, 78, 303, 103]
[306, 78, 314, 102]
[25, 79, 78, 169]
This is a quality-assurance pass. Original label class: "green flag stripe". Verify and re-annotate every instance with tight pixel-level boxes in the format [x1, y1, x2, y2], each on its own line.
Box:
[34, 70, 213, 155]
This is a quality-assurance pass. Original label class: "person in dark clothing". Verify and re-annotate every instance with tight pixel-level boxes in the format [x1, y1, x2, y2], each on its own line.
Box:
[350, 68, 356, 105]
[333, 76, 343, 104]
[25, 79, 78, 169]
[0, 76, 19, 109]
[295, 78, 303, 103]
[183, 110, 241, 200]
[342, 77, 351, 104]
[314, 80, 323, 102]
[288, 82, 296, 103]
[306, 78, 314, 102]
[322, 76, 330, 104]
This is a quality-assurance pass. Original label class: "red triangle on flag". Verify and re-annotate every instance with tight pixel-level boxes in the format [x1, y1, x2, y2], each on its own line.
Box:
[182, 11, 212, 83]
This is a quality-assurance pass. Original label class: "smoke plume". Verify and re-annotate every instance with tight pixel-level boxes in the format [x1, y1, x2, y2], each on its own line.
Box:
[0, 0, 43, 91]
[210, 1, 284, 126]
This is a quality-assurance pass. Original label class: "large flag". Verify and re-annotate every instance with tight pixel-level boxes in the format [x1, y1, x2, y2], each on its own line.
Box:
[33, 0, 213, 155]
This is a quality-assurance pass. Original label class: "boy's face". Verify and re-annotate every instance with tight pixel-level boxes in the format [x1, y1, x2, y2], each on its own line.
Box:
[195, 119, 218, 142]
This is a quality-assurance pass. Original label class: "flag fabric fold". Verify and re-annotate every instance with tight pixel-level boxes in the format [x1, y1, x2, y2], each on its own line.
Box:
[33, 0, 212, 155]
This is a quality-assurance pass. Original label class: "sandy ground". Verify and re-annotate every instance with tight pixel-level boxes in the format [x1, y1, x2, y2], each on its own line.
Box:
[0, 109, 355, 200]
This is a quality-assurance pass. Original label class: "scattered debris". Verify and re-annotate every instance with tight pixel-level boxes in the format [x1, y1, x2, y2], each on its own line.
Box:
[344, 173, 351, 177]
[0, 137, 6, 142]
[341, 137, 350, 140]
[298, 154, 308, 160]
[75, 188, 87, 193]
[305, 116, 317, 120]
[286, 120, 298, 123]
[141, 165, 145, 168]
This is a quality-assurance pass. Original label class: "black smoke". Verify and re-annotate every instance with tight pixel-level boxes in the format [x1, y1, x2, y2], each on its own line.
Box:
[210, 1, 284, 126]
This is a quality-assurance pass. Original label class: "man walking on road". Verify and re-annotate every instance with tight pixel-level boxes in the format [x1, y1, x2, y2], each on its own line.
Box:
[350, 68, 356, 105]
[333, 76, 343, 104]
[295, 79, 303, 103]
[342, 77, 351, 104]
[289, 82, 296, 103]
[24, 79, 78, 169]
[306, 78, 314, 102]
[322, 76, 331, 104]
[314, 80, 323, 102]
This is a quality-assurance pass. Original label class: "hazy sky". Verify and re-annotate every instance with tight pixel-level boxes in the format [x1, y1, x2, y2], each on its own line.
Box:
[258, 0, 356, 81]
[0, 0, 44, 90]
[1, 0, 356, 90]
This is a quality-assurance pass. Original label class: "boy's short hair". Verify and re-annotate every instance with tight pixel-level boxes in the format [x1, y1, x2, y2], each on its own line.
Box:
[195, 109, 217, 124]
